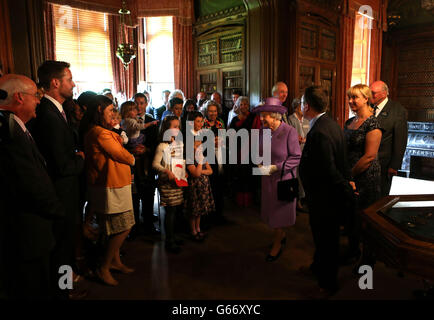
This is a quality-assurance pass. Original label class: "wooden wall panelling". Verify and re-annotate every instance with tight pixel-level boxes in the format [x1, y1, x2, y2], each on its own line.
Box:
[382, 23, 434, 122]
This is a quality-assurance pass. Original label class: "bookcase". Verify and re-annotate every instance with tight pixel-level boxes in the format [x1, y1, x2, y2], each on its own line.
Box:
[195, 26, 245, 110]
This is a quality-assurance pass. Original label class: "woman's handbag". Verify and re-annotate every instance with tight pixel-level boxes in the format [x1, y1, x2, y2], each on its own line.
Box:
[277, 159, 299, 202]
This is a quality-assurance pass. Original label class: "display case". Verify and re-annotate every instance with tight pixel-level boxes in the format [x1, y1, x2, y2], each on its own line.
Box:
[361, 194, 434, 281]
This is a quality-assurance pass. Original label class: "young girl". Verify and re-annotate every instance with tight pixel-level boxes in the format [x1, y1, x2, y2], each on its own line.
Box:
[152, 116, 186, 253]
[111, 109, 128, 145]
[185, 112, 215, 241]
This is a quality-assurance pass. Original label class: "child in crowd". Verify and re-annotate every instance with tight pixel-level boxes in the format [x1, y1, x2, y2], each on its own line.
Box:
[120, 101, 158, 150]
[152, 116, 187, 253]
[185, 112, 215, 241]
[111, 109, 128, 145]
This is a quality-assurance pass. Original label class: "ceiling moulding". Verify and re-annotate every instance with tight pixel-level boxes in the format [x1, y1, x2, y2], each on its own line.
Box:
[194, 5, 247, 35]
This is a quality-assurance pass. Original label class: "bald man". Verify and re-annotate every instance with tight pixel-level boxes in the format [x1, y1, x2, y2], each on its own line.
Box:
[369, 81, 408, 196]
[272, 81, 289, 124]
[0, 74, 64, 299]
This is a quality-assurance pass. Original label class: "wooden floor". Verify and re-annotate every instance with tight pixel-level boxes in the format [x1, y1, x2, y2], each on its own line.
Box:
[81, 197, 426, 300]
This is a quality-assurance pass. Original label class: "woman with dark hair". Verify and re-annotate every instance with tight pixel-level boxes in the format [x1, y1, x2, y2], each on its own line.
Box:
[228, 96, 261, 207]
[83, 95, 136, 286]
[152, 116, 186, 253]
[181, 99, 198, 139]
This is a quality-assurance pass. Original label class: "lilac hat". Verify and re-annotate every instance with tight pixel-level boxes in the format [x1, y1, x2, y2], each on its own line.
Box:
[252, 97, 287, 114]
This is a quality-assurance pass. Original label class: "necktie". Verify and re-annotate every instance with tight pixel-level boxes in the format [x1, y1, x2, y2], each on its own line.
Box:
[372, 105, 378, 117]
[61, 110, 68, 123]
[25, 130, 34, 142]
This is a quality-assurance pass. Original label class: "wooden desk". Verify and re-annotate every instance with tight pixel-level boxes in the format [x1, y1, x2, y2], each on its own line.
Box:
[361, 194, 434, 281]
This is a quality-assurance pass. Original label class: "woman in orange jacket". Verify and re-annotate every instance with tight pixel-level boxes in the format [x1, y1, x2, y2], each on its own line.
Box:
[83, 95, 135, 286]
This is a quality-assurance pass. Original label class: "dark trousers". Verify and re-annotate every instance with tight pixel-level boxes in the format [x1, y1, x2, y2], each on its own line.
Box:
[133, 181, 156, 231]
[164, 205, 182, 244]
[308, 202, 340, 291]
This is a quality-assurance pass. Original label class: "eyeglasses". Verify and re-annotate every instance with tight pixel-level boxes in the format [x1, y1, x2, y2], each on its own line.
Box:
[21, 91, 44, 100]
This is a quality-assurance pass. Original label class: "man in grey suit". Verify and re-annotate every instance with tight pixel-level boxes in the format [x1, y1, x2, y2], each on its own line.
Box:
[369, 81, 408, 197]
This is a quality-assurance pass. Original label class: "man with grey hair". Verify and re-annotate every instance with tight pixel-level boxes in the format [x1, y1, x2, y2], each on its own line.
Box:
[272, 81, 289, 124]
[369, 80, 408, 196]
[0, 74, 65, 299]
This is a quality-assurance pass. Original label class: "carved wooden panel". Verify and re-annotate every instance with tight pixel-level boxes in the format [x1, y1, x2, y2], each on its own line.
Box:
[299, 64, 315, 95]
[320, 28, 336, 61]
[396, 40, 434, 122]
[300, 22, 318, 58]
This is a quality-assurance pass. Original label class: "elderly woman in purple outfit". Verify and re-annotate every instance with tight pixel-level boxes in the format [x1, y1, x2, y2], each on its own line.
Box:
[253, 97, 301, 262]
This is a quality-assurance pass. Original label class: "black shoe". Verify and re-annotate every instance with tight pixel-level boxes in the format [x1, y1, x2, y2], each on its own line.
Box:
[269, 237, 287, 249]
[190, 233, 204, 243]
[266, 248, 282, 262]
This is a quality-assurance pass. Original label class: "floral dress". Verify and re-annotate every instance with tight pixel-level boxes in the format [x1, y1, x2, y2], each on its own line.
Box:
[344, 116, 382, 209]
[185, 162, 215, 217]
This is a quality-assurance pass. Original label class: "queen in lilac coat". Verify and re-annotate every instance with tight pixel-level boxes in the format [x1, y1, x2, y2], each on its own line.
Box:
[254, 97, 301, 262]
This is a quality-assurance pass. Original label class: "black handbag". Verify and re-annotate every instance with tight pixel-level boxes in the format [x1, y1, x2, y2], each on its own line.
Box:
[277, 159, 299, 202]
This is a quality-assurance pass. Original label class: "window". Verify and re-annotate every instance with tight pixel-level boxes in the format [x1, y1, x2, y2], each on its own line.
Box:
[52, 4, 113, 96]
[138, 16, 174, 107]
[351, 12, 372, 87]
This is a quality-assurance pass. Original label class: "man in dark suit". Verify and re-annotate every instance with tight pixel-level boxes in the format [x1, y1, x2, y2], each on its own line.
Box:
[299, 86, 355, 298]
[133, 93, 160, 236]
[27, 61, 85, 299]
[0, 74, 65, 299]
[370, 81, 408, 196]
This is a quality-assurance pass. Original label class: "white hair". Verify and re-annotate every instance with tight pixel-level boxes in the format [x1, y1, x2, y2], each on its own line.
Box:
[271, 81, 287, 95]
[203, 99, 222, 115]
[0, 76, 33, 106]
[264, 112, 282, 121]
[169, 89, 185, 101]
[234, 96, 250, 114]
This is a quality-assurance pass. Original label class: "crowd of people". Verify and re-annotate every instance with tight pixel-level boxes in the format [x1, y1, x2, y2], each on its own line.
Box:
[0, 59, 407, 300]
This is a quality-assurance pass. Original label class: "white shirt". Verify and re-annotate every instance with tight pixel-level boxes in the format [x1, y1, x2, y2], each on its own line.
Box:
[13, 114, 29, 134]
[374, 97, 388, 117]
[309, 112, 326, 130]
[44, 94, 65, 115]
[227, 109, 236, 126]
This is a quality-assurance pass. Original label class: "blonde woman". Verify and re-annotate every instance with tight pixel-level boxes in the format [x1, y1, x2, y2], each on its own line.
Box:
[343, 84, 383, 261]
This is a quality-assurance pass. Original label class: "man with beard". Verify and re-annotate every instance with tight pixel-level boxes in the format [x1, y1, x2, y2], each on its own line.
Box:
[28, 61, 85, 299]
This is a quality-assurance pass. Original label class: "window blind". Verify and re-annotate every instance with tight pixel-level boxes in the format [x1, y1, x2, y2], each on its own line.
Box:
[52, 3, 113, 93]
